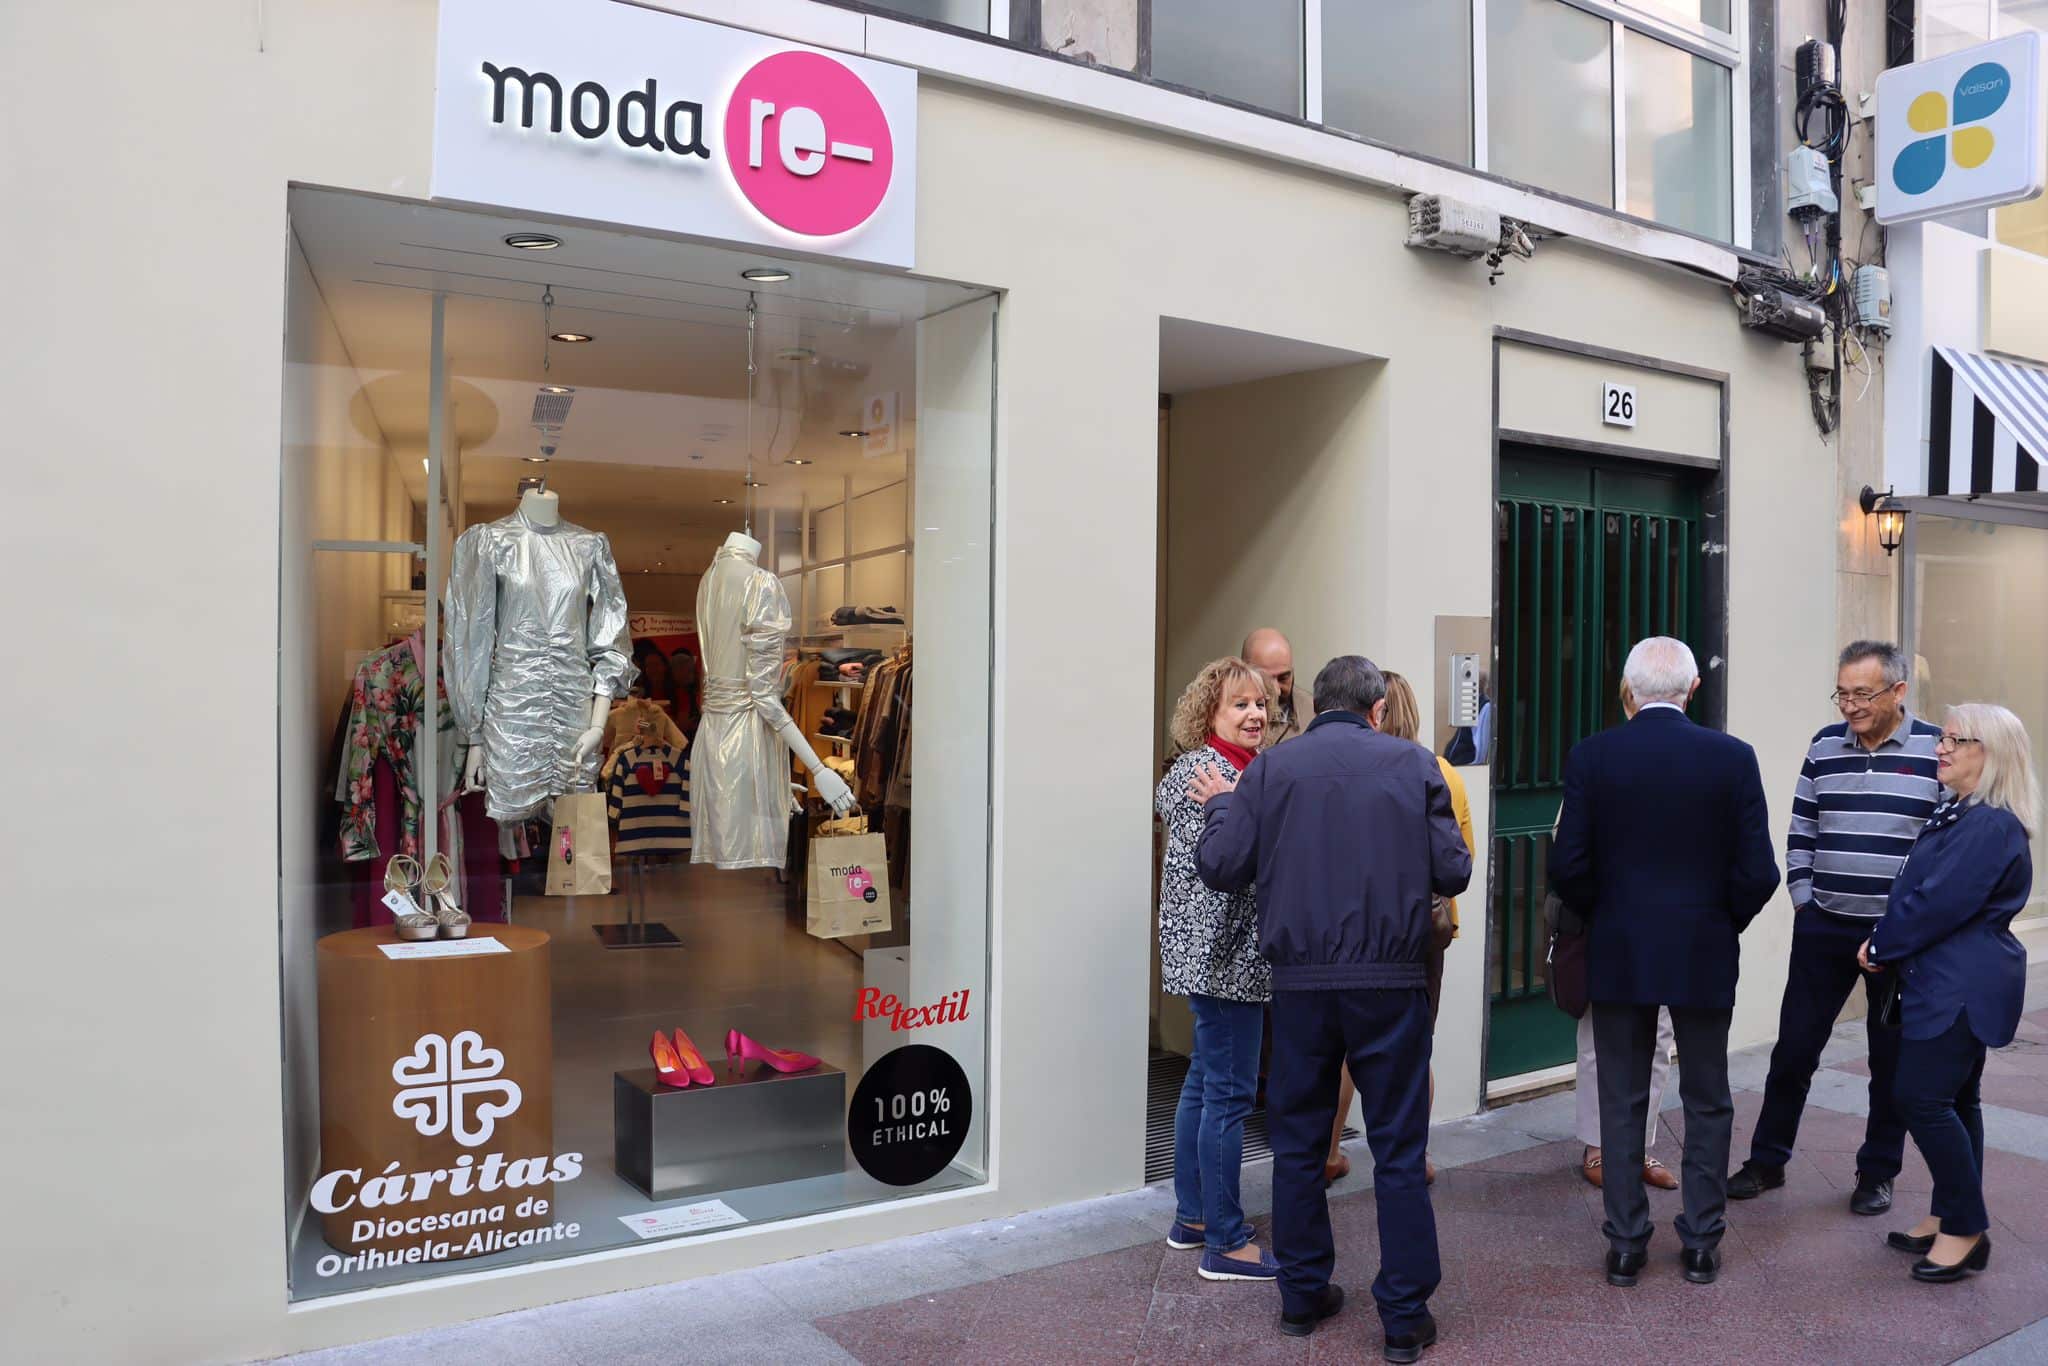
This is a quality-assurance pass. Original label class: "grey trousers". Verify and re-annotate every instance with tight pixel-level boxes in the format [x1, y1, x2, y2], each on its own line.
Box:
[1590, 1002, 1734, 1255]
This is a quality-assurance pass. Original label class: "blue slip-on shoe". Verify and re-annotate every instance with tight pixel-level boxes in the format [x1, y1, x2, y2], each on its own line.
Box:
[1198, 1245, 1281, 1281]
[1166, 1220, 1204, 1250]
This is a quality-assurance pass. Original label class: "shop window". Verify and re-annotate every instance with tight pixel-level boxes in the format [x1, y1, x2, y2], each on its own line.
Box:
[1632, 0, 1733, 32]
[1149, 0, 1304, 117]
[279, 187, 994, 1301]
[1487, 0, 1618, 209]
[1321, 0, 1473, 166]
[861, 0, 991, 31]
[1909, 514, 2048, 921]
[1624, 29, 1733, 240]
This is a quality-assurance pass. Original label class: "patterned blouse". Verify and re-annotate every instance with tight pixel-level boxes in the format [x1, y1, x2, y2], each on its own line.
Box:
[1156, 745, 1271, 1003]
[337, 634, 455, 863]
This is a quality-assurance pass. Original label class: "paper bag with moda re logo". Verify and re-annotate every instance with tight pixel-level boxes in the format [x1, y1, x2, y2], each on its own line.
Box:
[543, 792, 613, 896]
[807, 827, 892, 939]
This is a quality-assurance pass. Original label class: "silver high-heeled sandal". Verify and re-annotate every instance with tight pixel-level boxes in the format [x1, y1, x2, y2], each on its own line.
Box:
[384, 855, 437, 941]
[421, 851, 470, 939]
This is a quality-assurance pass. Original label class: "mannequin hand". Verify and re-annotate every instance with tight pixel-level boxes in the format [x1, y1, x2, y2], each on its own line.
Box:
[571, 725, 606, 764]
[814, 767, 856, 817]
[462, 746, 487, 793]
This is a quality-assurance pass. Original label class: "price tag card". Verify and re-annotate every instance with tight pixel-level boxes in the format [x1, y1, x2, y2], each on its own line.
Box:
[376, 937, 510, 961]
[618, 1199, 747, 1240]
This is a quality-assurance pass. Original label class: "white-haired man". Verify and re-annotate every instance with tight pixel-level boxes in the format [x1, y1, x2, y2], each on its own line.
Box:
[1549, 638, 1780, 1290]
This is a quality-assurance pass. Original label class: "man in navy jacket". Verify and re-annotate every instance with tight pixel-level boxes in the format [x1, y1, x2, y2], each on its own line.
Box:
[1195, 655, 1470, 1358]
[1549, 637, 1780, 1291]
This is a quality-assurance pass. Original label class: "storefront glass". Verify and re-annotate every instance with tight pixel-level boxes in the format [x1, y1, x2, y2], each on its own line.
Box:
[278, 186, 995, 1300]
[1910, 512, 2048, 919]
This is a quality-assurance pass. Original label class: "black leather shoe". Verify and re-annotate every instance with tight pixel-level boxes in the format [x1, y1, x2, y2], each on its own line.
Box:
[1383, 1312, 1439, 1363]
[1727, 1161, 1785, 1200]
[1280, 1284, 1345, 1338]
[1606, 1249, 1647, 1287]
[1851, 1175, 1894, 1216]
[1887, 1230, 1937, 1254]
[1681, 1247, 1721, 1284]
[1912, 1234, 1991, 1283]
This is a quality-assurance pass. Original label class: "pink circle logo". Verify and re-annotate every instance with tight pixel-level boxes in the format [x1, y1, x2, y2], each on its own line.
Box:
[845, 866, 874, 896]
[724, 51, 894, 238]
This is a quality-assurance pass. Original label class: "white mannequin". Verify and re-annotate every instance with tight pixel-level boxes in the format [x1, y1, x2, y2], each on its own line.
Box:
[460, 488, 610, 794]
[720, 529, 856, 817]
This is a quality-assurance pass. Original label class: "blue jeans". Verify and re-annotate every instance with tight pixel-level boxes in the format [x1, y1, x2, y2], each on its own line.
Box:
[1173, 993, 1264, 1254]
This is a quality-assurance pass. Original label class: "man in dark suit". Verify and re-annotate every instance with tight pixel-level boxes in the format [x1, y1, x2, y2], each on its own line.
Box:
[1193, 656, 1470, 1360]
[1549, 637, 1780, 1289]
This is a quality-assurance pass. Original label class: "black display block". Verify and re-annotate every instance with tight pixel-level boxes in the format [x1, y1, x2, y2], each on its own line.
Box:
[613, 1060, 847, 1201]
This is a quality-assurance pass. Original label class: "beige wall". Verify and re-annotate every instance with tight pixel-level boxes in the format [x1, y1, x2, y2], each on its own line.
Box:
[7, 2, 1847, 1359]
[1497, 344, 1721, 466]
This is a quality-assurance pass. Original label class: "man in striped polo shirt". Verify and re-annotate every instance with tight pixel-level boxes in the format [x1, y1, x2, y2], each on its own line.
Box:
[1729, 641, 1942, 1215]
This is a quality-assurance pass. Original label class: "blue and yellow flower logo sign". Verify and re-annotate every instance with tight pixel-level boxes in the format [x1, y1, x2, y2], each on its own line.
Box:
[1892, 61, 2012, 196]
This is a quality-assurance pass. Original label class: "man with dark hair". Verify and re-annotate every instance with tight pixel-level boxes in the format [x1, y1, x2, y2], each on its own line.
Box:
[1191, 655, 1470, 1360]
[1729, 640, 1942, 1215]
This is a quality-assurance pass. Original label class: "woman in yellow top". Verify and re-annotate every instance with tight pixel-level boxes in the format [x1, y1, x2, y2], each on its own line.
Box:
[1324, 671, 1474, 1186]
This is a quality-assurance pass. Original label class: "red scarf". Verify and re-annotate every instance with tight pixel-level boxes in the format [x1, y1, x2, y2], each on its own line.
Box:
[1206, 734, 1256, 773]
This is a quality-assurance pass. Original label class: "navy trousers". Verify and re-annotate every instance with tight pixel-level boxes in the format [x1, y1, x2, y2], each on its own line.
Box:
[1748, 910, 1906, 1179]
[1896, 1015, 1991, 1236]
[1267, 987, 1437, 1334]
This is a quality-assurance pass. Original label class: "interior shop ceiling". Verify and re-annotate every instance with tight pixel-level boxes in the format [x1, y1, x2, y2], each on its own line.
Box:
[291, 188, 986, 531]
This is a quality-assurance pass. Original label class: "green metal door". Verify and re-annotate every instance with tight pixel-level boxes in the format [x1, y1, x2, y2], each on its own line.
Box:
[1486, 447, 1705, 1081]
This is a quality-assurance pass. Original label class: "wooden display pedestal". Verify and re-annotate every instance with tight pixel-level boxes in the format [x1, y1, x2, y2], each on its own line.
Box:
[315, 926, 553, 1260]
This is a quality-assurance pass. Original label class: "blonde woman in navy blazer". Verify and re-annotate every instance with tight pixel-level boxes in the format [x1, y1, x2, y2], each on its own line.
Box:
[1861, 703, 2038, 1284]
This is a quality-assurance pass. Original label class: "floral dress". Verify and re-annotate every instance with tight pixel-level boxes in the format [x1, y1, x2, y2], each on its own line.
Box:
[337, 633, 457, 862]
[1155, 746, 1271, 1003]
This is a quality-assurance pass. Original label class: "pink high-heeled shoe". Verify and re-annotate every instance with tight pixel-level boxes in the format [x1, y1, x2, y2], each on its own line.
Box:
[650, 1032, 692, 1089]
[726, 1028, 821, 1077]
[671, 1028, 717, 1087]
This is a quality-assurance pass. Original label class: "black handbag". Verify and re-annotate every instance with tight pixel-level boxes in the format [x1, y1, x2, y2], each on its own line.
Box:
[1544, 890, 1591, 1019]
[1869, 968, 1903, 1030]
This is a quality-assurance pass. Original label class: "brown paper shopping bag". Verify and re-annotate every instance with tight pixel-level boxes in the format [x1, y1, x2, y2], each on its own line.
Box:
[544, 792, 613, 896]
[807, 827, 892, 939]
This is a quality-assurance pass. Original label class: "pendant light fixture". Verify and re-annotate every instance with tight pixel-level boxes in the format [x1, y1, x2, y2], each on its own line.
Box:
[744, 290, 760, 536]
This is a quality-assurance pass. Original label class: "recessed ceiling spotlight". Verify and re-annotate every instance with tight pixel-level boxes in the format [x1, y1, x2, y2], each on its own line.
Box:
[523, 456, 550, 464]
[787, 458, 813, 466]
[838, 429, 870, 438]
[689, 450, 706, 462]
[539, 384, 574, 395]
[743, 478, 765, 488]
[550, 331, 593, 343]
[505, 233, 563, 251]
[741, 267, 793, 283]
[714, 498, 734, 505]
[775, 346, 816, 362]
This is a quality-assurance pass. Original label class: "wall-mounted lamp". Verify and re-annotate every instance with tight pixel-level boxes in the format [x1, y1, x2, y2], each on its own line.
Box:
[1859, 485, 1906, 556]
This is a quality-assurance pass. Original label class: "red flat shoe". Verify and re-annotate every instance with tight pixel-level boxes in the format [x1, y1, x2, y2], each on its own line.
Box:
[727, 1028, 821, 1076]
[672, 1028, 716, 1086]
[650, 1031, 691, 1089]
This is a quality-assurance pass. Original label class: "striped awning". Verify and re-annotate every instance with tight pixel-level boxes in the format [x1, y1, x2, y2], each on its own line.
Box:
[1926, 347, 2048, 497]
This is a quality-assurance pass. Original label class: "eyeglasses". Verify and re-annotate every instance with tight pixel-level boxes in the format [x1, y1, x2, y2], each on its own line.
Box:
[1830, 687, 1898, 708]
[1935, 733, 1982, 752]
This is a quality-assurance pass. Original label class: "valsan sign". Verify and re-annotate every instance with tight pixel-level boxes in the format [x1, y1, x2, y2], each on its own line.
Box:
[432, 0, 917, 268]
[1875, 31, 2042, 226]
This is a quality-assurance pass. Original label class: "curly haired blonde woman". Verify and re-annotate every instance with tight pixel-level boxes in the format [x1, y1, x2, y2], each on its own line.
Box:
[1157, 656, 1280, 1282]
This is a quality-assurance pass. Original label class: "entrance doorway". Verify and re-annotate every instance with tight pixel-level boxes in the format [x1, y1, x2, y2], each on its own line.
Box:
[1486, 444, 1708, 1081]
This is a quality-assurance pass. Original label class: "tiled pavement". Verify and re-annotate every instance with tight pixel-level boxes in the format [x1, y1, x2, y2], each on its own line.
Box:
[280, 975, 2048, 1366]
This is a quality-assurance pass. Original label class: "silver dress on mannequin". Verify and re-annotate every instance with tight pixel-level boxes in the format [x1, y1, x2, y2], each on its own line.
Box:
[444, 509, 635, 822]
[693, 545, 799, 869]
